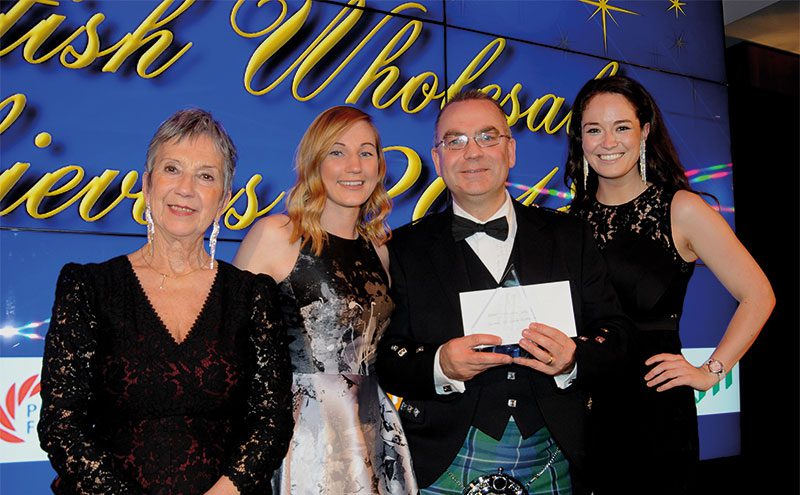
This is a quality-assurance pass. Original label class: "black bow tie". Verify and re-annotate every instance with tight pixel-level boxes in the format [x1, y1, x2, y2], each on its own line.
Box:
[451, 215, 509, 242]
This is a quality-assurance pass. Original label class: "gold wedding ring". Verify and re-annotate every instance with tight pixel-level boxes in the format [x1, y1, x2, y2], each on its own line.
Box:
[547, 354, 554, 365]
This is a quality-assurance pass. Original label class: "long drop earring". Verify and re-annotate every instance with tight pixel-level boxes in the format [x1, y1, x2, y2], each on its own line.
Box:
[209, 219, 220, 269]
[145, 205, 155, 257]
[582, 156, 589, 191]
[639, 140, 647, 183]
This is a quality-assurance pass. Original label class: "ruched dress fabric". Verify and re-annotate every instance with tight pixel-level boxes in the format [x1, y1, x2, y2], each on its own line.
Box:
[38, 257, 294, 495]
[272, 234, 417, 495]
[575, 186, 699, 494]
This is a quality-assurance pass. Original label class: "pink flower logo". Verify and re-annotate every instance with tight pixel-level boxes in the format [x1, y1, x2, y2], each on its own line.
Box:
[0, 375, 41, 443]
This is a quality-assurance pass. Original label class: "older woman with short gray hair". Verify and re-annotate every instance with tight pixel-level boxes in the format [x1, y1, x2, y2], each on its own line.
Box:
[38, 108, 293, 495]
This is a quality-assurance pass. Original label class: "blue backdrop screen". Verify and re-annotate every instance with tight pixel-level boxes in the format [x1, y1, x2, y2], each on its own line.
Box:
[0, 1, 738, 491]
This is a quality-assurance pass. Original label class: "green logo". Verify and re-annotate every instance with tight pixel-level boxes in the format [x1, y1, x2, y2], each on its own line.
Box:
[695, 372, 734, 404]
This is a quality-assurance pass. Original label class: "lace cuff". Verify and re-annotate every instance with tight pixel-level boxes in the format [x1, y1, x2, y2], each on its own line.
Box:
[38, 263, 138, 493]
[225, 274, 294, 494]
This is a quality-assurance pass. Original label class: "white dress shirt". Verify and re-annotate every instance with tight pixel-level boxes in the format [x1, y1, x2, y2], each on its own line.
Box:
[433, 193, 577, 393]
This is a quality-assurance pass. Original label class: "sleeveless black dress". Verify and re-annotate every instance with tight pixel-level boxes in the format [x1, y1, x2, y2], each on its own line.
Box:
[575, 186, 699, 494]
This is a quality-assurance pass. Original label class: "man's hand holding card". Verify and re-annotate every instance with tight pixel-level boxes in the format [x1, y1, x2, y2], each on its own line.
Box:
[459, 280, 577, 375]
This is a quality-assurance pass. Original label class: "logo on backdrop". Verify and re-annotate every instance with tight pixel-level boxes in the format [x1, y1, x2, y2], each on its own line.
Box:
[0, 357, 47, 463]
[682, 348, 740, 416]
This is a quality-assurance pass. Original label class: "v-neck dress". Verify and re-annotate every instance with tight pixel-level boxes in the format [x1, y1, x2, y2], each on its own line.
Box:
[38, 256, 294, 495]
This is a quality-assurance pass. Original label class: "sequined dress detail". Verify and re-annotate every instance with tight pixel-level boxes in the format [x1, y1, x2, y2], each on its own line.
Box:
[273, 234, 417, 494]
[37, 257, 293, 495]
[576, 186, 699, 494]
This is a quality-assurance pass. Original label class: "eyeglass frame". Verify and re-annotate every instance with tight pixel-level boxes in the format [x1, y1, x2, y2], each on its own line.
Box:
[434, 129, 513, 151]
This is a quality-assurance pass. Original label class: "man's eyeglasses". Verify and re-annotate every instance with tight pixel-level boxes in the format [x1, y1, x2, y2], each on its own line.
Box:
[435, 131, 512, 151]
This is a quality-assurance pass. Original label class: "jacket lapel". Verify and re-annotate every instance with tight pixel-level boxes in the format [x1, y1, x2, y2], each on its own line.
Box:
[426, 209, 472, 317]
[425, 202, 557, 312]
[512, 201, 555, 285]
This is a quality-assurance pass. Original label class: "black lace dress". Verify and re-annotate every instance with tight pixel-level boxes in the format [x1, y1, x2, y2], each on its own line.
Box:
[38, 256, 294, 495]
[575, 186, 699, 494]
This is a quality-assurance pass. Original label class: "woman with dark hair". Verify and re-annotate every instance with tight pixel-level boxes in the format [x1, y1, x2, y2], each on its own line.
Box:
[564, 75, 774, 494]
[38, 109, 294, 494]
[234, 106, 417, 494]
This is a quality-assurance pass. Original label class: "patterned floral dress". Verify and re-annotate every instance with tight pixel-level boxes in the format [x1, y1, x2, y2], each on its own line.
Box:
[272, 234, 417, 494]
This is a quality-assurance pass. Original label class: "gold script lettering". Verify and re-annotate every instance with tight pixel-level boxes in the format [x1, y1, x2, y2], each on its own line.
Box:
[0, 93, 26, 134]
[409, 167, 563, 221]
[516, 167, 559, 206]
[234, 0, 432, 105]
[0, 163, 141, 220]
[1, 145, 432, 226]
[384, 146, 421, 197]
[0, 0, 194, 78]
[224, 174, 285, 230]
[232, 0, 620, 136]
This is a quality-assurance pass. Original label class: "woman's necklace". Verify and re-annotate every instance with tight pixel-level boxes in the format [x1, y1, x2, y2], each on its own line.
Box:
[141, 252, 209, 290]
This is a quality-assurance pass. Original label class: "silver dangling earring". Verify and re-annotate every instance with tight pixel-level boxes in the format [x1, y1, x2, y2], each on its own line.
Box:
[145, 205, 155, 257]
[582, 156, 589, 190]
[639, 139, 647, 183]
[209, 219, 220, 269]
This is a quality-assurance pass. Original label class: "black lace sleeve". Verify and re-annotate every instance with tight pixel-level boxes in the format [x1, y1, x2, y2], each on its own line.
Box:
[37, 264, 138, 494]
[224, 274, 294, 494]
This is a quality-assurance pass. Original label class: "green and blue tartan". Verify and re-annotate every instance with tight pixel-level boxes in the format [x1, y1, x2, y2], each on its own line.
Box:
[422, 420, 571, 495]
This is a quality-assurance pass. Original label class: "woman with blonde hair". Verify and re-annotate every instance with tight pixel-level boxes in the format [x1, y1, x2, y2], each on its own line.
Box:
[235, 106, 417, 494]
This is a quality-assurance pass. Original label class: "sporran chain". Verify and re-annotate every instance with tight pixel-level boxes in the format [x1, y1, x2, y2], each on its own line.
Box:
[446, 447, 561, 495]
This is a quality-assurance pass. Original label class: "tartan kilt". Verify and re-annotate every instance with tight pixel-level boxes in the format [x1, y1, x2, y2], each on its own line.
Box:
[421, 421, 571, 495]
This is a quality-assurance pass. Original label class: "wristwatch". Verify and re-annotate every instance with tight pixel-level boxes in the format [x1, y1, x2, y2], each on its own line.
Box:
[706, 358, 726, 381]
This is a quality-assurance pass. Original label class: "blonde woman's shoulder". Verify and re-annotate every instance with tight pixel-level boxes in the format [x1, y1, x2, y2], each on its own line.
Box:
[234, 214, 300, 281]
[253, 213, 295, 240]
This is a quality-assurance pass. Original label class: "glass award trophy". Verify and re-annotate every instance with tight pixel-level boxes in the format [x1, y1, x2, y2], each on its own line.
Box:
[473, 264, 535, 358]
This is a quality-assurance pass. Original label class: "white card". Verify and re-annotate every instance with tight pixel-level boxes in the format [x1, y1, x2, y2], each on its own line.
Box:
[459, 280, 577, 344]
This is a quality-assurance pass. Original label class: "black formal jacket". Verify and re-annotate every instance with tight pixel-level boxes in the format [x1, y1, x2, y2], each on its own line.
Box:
[376, 201, 634, 493]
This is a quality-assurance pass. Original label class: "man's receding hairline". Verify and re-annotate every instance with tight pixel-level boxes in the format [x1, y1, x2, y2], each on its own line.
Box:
[435, 99, 509, 138]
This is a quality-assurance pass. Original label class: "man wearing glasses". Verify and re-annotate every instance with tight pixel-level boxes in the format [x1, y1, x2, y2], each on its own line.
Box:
[377, 90, 633, 494]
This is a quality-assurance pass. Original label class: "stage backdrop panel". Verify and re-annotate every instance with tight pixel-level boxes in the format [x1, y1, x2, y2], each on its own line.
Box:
[0, 1, 740, 491]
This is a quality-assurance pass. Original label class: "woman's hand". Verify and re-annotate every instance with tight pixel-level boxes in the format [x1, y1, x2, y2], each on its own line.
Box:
[644, 353, 719, 392]
[203, 476, 239, 495]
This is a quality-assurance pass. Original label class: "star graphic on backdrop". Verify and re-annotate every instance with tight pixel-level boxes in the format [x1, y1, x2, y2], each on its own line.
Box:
[557, 29, 571, 50]
[672, 32, 688, 53]
[579, 0, 640, 53]
[667, 0, 687, 18]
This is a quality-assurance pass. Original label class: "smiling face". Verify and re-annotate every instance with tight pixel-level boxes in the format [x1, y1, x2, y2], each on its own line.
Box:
[319, 120, 380, 216]
[432, 99, 515, 218]
[143, 134, 229, 244]
[581, 92, 650, 187]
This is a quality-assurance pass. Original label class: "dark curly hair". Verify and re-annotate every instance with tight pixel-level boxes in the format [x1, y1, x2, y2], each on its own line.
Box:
[564, 75, 693, 212]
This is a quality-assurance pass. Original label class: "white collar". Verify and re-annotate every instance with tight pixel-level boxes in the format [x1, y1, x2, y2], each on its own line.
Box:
[452, 191, 513, 224]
